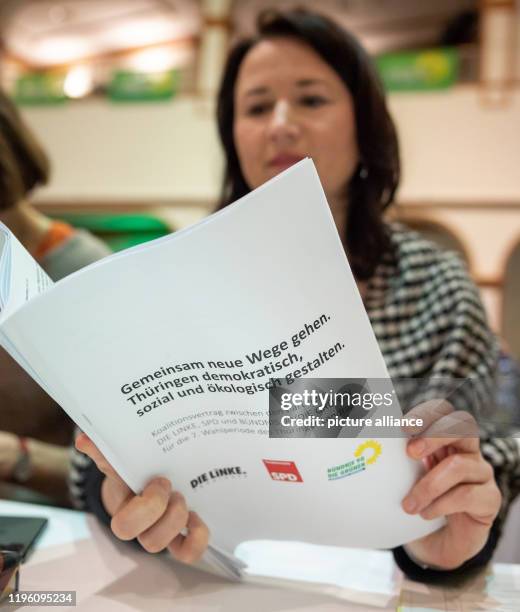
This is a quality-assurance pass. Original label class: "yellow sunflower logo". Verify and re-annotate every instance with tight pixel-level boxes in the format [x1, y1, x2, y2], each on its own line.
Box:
[354, 440, 382, 465]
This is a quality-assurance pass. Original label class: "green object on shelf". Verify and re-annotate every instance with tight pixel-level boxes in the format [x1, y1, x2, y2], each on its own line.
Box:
[108, 70, 178, 102]
[376, 48, 459, 92]
[102, 232, 168, 252]
[55, 214, 169, 233]
[15, 72, 67, 105]
[49, 213, 171, 252]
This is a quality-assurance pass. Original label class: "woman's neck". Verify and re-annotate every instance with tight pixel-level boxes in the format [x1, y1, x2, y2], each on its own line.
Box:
[0, 201, 51, 255]
[326, 192, 368, 300]
[327, 194, 348, 241]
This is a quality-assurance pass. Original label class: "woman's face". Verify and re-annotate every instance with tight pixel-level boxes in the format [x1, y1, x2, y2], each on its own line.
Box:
[233, 37, 359, 202]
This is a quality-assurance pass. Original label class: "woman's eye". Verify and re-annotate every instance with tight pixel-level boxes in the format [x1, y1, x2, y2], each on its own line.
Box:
[300, 95, 327, 108]
[245, 102, 272, 116]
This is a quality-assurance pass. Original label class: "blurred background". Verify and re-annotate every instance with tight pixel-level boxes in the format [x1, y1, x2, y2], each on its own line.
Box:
[0, 0, 518, 347]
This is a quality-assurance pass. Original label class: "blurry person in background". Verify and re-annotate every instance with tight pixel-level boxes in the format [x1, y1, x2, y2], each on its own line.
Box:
[0, 87, 111, 505]
[0, 88, 110, 278]
[70, 8, 518, 581]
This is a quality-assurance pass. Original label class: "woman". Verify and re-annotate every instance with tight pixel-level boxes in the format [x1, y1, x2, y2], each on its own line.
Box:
[72, 9, 519, 580]
[0, 88, 111, 504]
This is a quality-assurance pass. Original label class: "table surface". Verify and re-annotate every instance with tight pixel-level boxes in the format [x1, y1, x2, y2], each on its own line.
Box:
[1, 499, 519, 612]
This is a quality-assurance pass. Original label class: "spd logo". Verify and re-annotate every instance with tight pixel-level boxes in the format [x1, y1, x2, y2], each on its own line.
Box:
[263, 459, 303, 483]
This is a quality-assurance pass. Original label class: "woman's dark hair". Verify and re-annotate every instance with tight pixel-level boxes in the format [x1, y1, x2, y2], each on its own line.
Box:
[0, 88, 50, 211]
[216, 8, 400, 280]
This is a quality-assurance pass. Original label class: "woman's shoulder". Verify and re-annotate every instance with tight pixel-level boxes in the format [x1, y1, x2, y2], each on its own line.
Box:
[371, 223, 496, 386]
[377, 222, 480, 301]
[386, 222, 467, 275]
[367, 222, 487, 340]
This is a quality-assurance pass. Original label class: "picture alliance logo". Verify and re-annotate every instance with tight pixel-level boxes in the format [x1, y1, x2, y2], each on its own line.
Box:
[190, 466, 247, 489]
[263, 459, 303, 483]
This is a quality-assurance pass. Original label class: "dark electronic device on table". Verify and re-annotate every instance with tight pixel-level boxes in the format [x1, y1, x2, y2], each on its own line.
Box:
[0, 516, 48, 561]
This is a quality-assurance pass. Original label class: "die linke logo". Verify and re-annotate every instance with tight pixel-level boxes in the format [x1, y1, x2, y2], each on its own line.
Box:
[190, 466, 247, 489]
[263, 459, 303, 483]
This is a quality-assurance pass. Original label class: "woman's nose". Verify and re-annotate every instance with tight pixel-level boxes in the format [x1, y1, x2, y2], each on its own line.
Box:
[267, 100, 300, 144]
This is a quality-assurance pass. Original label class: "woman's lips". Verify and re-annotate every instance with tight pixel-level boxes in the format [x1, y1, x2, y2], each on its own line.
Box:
[268, 154, 305, 170]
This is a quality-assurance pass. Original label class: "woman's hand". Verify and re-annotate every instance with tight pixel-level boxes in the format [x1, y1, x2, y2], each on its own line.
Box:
[401, 401, 501, 570]
[75, 433, 209, 563]
[0, 431, 19, 479]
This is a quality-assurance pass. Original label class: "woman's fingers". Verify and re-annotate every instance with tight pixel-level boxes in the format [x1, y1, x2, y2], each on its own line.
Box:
[100, 473, 133, 516]
[76, 433, 175, 533]
[76, 432, 210, 563]
[420, 480, 501, 523]
[75, 432, 133, 514]
[401, 406, 486, 515]
[137, 491, 189, 553]
[403, 453, 493, 514]
[406, 411, 480, 459]
[75, 433, 121, 481]
[401, 400, 454, 437]
[407, 402, 480, 459]
[168, 511, 210, 564]
[111, 477, 172, 540]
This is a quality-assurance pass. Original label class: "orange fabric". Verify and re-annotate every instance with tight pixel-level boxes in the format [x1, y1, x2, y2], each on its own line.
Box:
[34, 221, 75, 260]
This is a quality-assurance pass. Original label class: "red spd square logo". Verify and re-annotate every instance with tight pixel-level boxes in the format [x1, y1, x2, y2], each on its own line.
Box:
[263, 460, 303, 483]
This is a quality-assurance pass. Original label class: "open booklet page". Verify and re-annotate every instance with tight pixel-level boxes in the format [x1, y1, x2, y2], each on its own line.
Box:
[0, 224, 54, 388]
[0, 159, 442, 562]
[0, 223, 53, 320]
[0, 230, 7, 312]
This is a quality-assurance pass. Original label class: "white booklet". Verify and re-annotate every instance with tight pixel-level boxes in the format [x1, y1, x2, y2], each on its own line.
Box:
[0, 159, 442, 591]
